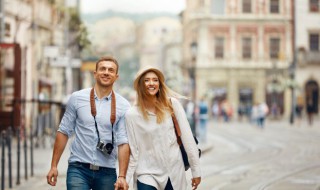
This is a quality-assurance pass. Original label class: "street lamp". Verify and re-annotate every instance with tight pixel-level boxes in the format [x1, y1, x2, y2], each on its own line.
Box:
[288, 62, 296, 124]
[189, 41, 197, 136]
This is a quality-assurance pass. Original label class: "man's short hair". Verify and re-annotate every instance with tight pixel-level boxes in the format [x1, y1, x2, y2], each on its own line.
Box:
[95, 56, 119, 73]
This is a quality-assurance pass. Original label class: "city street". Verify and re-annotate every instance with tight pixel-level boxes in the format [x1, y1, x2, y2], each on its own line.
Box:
[198, 118, 320, 190]
[4, 118, 320, 190]
[1, 0, 320, 190]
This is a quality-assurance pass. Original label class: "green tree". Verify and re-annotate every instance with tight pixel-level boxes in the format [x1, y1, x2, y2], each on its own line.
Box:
[68, 8, 91, 52]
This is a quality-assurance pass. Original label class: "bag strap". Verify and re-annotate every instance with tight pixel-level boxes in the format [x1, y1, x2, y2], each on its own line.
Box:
[170, 98, 182, 145]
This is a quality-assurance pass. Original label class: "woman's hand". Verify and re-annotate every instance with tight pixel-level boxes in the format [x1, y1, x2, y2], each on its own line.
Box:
[191, 177, 201, 190]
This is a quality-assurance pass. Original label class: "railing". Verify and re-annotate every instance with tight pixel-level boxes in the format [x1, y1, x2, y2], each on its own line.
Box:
[305, 51, 320, 64]
[0, 99, 64, 190]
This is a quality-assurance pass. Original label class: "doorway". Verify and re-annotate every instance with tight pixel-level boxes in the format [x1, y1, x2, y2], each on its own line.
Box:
[305, 80, 319, 114]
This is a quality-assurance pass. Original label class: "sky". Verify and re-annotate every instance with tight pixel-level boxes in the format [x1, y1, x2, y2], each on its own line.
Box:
[79, 0, 186, 14]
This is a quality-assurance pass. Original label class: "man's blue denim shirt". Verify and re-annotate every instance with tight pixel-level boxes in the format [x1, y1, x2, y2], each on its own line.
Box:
[58, 88, 131, 168]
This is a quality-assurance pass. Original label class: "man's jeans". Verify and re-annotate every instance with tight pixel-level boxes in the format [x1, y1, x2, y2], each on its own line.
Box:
[67, 162, 116, 190]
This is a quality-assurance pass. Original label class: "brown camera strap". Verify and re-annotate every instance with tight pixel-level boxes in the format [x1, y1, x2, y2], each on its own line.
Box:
[90, 88, 116, 143]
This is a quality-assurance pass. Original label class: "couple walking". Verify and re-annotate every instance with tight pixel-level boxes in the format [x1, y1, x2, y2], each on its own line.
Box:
[46, 56, 201, 190]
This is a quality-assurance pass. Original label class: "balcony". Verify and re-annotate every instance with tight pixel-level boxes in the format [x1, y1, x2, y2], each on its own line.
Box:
[304, 51, 320, 65]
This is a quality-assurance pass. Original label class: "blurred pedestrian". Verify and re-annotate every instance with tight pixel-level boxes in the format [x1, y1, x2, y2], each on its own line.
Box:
[257, 102, 269, 128]
[251, 102, 259, 126]
[211, 101, 220, 121]
[237, 103, 245, 121]
[221, 99, 231, 122]
[295, 96, 304, 127]
[306, 97, 314, 126]
[125, 66, 201, 190]
[186, 100, 196, 135]
[46, 56, 130, 190]
[271, 103, 279, 119]
[198, 97, 208, 143]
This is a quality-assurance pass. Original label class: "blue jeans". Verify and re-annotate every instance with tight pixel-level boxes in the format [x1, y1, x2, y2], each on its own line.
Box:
[257, 117, 265, 128]
[137, 178, 173, 190]
[198, 119, 207, 143]
[67, 162, 116, 190]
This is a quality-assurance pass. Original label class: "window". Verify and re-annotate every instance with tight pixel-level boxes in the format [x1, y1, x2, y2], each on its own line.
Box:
[270, 38, 280, 59]
[5, 22, 10, 37]
[309, 33, 319, 51]
[310, 0, 319, 12]
[242, 37, 252, 59]
[215, 37, 224, 58]
[212, 0, 225, 15]
[270, 0, 280, 13]
[242, 0, 252, 13]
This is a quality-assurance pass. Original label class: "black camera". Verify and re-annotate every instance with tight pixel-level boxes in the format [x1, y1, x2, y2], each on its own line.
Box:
[96, 141, 114, 155]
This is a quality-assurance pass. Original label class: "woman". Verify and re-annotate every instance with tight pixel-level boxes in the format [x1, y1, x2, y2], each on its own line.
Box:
[125, 66, 201, 190]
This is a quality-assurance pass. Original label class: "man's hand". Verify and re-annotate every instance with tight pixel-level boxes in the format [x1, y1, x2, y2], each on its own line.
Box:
[46, 167, 58, 186]
[114, 176, 128, 190]
[191, 177, 201, 190]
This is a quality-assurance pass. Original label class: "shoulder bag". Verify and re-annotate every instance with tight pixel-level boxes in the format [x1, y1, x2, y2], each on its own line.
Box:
[170, 101, 201, 171]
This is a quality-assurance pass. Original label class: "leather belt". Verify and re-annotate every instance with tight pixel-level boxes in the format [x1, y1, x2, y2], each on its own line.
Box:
[74, 162, 102, 171]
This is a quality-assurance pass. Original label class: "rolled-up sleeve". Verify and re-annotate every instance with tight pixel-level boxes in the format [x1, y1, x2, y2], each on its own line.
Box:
[115, 116, 128, 146]
[58, 94, 77, 137]
[115, 101, 131, 146]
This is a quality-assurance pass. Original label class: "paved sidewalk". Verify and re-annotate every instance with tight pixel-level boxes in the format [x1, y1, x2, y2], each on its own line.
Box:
[2, 139, 70, 190]
[4, 138, 212, 190]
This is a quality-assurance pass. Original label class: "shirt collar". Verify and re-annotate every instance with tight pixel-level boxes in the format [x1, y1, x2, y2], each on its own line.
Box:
[94, 88, 112, 101]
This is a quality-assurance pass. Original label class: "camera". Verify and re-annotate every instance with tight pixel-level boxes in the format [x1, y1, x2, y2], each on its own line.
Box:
[96, 141, 114, 155]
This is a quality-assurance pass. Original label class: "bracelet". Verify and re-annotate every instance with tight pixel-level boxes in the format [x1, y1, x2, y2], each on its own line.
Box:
[118, 176, 126, 179]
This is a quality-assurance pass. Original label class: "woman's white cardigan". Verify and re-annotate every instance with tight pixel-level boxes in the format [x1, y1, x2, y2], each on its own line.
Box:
[125, 98, 201, 189]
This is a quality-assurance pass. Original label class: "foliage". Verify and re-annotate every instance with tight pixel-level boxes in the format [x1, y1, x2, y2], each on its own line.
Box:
[68, 7, 91, 52]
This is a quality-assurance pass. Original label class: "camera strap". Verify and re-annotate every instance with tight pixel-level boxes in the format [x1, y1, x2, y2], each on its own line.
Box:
[90, 88, 116, 145]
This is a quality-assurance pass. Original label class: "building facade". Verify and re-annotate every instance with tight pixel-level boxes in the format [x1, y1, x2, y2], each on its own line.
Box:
[296, 0, 320, 117]
[182, 0, 294, 119]
[0, 0, 74, 130]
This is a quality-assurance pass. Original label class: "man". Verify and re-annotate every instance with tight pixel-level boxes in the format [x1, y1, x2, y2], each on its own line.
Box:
[47, 56, 130, 190]
[198, 98, 208, 143]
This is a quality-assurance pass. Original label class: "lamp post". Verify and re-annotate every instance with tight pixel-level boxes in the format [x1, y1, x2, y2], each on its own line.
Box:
[189, 41, 197, 136]
[288, 63, 296, 124]
[271, 62, 278, 106]
[289, 0, 296, 125]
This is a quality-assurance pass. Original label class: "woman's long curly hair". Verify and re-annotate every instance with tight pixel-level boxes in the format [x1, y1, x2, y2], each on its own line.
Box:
[134, 67, 185, 123]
